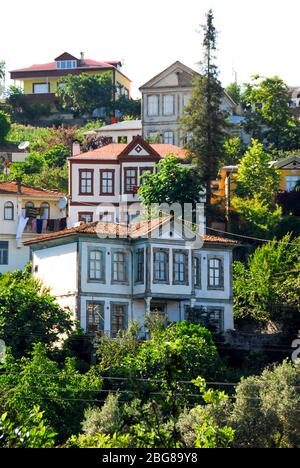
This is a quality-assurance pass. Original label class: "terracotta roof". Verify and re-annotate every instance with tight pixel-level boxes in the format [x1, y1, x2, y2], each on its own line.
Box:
[24, 219, 239, 246]
[11, 59, 121, 73]
[0, 181, 64, 198]
[69, 142, 188, 161]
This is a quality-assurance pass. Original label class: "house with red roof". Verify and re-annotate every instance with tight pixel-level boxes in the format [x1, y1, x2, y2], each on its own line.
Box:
[10, 52, 131, 114]
[0, 180, 67, 273]
[68, 136, 190, 226]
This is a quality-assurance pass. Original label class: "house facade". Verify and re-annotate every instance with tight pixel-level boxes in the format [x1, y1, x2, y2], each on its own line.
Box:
[140, 61, 238, 147]
[212, 154, 300, 205]
[0, 181, 67, 273]
[10, 52, 131, 113]
[68, 136, 189, 226]
[25, 219, 237, 337]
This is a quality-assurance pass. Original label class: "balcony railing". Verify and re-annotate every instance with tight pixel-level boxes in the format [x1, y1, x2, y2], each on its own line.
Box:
[24, 218, 67, 235]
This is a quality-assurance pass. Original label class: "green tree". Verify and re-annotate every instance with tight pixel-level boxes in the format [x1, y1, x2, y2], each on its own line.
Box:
[0, 343, 102, 442]
[138, 156, 203, 207]
[0, 406, 57, 448]
[0, 268, 73, 357]
[229, 360, 300, 448]
[116, 96, 141, 119]
[181, 9, 228, 207]
[242, 75, 300, 150]
[57, 73, 114, 116]
[43, 144, 70, 168]
[233, 234, 300, 323]
[223, 136, 246, 165]
[225, 82, 241, 106]
[0, 110, 11, 143]
[235, 139, 281, 203]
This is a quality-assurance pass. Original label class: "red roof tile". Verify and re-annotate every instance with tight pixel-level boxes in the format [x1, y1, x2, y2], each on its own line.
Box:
[24, 219, 239, 246]
[0, 181, 64, 198]
[69, 143, 188, 161]
[11, 59, 121, 73]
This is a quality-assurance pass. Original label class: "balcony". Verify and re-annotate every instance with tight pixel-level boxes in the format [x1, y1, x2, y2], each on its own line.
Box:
[24, 218, 67, 235]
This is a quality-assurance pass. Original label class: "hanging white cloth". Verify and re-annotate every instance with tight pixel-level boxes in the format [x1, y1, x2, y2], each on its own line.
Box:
[16, 215, 29, 248]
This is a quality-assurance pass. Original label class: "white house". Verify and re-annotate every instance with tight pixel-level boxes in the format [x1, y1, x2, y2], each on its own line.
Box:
[0, 180, 67, 273]
[25, 218, 238, 337]
[84, 120, 142, 144]
[68, 136, 189, 226]
[140, 61, 238, 147]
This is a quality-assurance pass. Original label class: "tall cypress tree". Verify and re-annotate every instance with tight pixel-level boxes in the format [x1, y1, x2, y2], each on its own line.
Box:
[181, 9, 228, 211]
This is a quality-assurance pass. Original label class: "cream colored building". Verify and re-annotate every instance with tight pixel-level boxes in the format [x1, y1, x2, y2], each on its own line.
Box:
[0, 181, 67, 273]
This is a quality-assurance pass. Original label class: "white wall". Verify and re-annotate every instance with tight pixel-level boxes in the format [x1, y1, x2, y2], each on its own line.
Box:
[0, 235, 30, 274]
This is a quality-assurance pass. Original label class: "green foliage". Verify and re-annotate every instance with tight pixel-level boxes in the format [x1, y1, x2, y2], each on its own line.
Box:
[0, 406, 57, 448]
[0, 110, 11, 143]
[43, 144, 70, 168]
[0, 268, 73, 357]
[115, 96, 141, 119]
[138, 156, 203, 206]
[7, 86, 51, 122]
[223, 136, 246, 165]
[229, 360, 300, 448]
[235, 139, 281, 203]
[57, 73, 114, 116]
[0, 343, 102, 441]
[181, 9, 228, 204]
[81, 394, 122, 436]
[233, 234, 300, 323]
[242, 75, 300, 151]
[232, 195, 282, 239]
[225, 82, 241, 106]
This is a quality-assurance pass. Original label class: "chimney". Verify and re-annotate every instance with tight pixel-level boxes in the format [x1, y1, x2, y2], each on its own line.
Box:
[80, 52, 85, 65]
[72, 141, 81, 157]
[16, 177, 22, 194]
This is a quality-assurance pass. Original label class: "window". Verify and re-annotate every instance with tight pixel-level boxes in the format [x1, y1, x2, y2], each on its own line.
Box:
[164, 131, 174, 144]
[208, 257, 224, 289]
[99, 211, 114, 222]
[79, 170, 93, 195]
[286, 176, 300, 192]
[87, 301, 105, 334]
[153, 249, 169, 283]
[185, 306, 224, 334]
[135, 249, 144, 283]
[148, 95, 159, 116]
[79, 212, 93, 224]
[193, 255, 201, 288]
[124, 168, 138, 194]
[25, 202, 36, 219]
[0, 241, 8, 265]
[112, 251, 128, 283]
[163, 95, 174, 115]
[56, 60, 77, 69]
[40, 202, 50, 220]
[33, 83, 50, 94]
[111, 304, 128, 338]
[88, 249, 105, 282]
[140, 167, 154, 185]
[183, 94, 190, 108]
[4, 202, 14, 220]
[100, 170, 114, 195]
[173, 251, 188, 285]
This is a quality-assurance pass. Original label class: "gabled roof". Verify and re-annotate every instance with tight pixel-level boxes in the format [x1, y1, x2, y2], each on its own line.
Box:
[69, 136, 188, 161]
[271, 154, 300, 170]
[54, 52, 78, 61]
[24, 218, 239, 247]
[0, 181, 64, 198]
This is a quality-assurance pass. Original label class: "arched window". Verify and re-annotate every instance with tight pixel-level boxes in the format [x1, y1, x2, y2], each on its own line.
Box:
[25, 202, 35, 218]
[40, 202, 50, 220]
[4, 202, 14, 221]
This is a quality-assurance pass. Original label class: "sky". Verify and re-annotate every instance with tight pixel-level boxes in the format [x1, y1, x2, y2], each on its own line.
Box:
[2, 0, 300, 98]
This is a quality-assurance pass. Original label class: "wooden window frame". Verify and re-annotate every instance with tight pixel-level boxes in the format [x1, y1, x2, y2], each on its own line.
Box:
[4, 201, 14, 221]
[100, 169, 115, 196]
[86, 301, 105, 335]
[207, 255, 224, 290]
[110, 302, 129, 338]
[87, 247, 106, 283]
[153, 248, 169, 285]
[163, 94, 175, 116]
[193, 254, 202, 289]
[135, 248, 145, 284]
[0, 241, 8, 265]
[124, 167, 138, 194]
[173, 249, 189, 285]
[147, 94, 159, 117]
[79, 169, 94, 196]
[78, 212, 94, 223]
[111, 250, 129, 285]
[32, 82, 51, 94]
